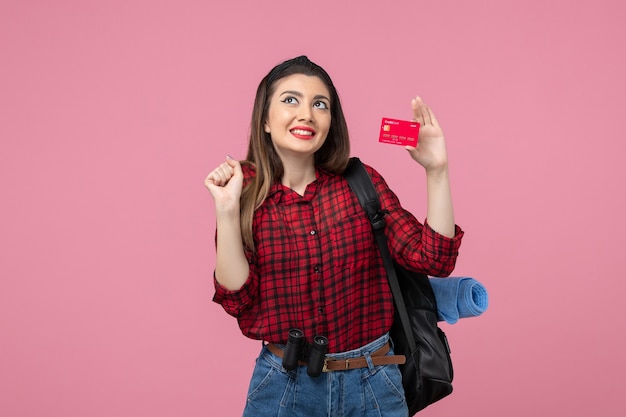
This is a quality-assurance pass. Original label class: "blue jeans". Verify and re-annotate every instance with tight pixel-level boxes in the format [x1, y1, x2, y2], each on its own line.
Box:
[242, 333, 408, 417]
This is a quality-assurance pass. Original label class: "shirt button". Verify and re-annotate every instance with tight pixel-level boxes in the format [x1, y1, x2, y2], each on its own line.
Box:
[314, 265, 320, 273]
[310, 230, 317, 235]
[318, 307, 324, 314]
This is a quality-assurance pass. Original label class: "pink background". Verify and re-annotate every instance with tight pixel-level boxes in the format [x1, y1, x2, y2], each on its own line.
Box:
[1, 0, 625, 416]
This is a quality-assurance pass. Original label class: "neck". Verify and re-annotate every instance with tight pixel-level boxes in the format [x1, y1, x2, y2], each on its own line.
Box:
[281, 157, 316, 196]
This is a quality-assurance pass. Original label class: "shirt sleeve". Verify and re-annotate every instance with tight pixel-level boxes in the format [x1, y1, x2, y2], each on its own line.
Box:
[212, 249, 259, 317]
[365, 164, 464, 277]
[417, 220, 464, 276]
[212, 271, 256, 317]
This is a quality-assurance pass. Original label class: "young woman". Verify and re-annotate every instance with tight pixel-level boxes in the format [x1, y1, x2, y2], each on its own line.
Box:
[205, 56, 463, 417]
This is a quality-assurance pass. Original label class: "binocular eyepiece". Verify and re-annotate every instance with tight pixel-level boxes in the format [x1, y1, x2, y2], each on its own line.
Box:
[281, 329, 329, 378]
[307, 335, 329, 377]
[282, 329, 305, 371]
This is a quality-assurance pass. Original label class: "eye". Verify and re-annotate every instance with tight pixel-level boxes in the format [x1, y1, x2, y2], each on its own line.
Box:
[314, 101, 329, 110]
[281, 96, 298, 105]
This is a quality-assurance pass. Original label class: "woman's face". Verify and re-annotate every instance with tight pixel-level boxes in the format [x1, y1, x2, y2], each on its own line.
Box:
[264, 74, 331, 162]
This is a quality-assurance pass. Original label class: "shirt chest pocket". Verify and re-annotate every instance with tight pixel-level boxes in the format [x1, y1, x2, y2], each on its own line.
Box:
[327, 211, 375, 269]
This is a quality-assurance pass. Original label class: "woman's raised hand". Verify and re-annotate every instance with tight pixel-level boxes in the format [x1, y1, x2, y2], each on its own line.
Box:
[405, 97, 449, 173]
[204, 156, 244, 214]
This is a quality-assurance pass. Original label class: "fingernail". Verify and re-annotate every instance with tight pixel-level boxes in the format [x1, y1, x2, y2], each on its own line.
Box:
[226, 155, 233, 159]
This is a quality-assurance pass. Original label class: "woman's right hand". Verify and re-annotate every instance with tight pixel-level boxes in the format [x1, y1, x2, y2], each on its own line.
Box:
[205, 156, 250, 290]
[204, 156, 244, 214]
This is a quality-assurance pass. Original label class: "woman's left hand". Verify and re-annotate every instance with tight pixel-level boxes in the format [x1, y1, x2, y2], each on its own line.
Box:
[405, 96, 448, 173]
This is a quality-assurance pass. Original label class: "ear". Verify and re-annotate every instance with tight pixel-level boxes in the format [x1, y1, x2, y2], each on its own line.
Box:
[264, 122, 270, 134]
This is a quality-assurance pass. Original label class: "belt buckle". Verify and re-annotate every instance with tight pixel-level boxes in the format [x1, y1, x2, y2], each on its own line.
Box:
[322, 358, 329, 373]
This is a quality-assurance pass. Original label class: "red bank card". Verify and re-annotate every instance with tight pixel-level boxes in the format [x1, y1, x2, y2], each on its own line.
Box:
[379, 118, 419, 146]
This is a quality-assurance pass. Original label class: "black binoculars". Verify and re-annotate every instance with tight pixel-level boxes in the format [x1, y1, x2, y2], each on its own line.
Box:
[282, 328, 329, 378]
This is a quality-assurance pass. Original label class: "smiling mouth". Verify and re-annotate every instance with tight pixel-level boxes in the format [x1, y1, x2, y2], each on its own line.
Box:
[290, 128, 314, 136]
[290, 128, 315, 138]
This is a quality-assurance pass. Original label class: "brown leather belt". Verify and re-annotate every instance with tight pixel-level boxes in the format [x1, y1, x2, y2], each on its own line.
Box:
[267, 342, 405, 372]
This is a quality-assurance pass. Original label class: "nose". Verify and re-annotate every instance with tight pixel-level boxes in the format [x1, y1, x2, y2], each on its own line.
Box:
[297, 105, 313, 123]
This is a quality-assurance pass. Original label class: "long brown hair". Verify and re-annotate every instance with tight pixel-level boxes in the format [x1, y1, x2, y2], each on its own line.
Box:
[241, 56, 351, 251]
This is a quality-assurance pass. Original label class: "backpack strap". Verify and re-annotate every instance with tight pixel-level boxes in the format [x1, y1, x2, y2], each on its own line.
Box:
[344, 157, 418, 355]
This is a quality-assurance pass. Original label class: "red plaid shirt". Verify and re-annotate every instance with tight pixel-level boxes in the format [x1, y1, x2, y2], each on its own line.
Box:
[213, 162, 463, 352]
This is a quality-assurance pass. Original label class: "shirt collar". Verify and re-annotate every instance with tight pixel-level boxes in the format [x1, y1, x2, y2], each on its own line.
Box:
[268, 167, 333, 205]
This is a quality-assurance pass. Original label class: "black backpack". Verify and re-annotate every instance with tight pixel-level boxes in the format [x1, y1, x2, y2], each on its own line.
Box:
[344, 157, 453, 414]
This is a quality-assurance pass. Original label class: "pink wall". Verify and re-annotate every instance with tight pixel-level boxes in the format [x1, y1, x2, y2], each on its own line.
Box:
[1, 0, 625, 416]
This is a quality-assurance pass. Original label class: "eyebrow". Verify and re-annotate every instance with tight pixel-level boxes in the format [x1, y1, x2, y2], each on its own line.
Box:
[280, 90, 330, 102]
